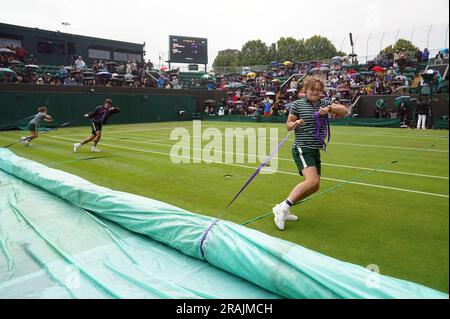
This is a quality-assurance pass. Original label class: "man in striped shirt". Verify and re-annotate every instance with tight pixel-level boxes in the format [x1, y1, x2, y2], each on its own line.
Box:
[273, 76, 348, 230]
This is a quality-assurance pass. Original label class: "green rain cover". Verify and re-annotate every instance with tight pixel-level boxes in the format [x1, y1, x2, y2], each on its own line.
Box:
[0, 148, 447, 299]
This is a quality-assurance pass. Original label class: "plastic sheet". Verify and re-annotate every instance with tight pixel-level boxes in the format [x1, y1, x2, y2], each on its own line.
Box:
[0, 148, 447, 298]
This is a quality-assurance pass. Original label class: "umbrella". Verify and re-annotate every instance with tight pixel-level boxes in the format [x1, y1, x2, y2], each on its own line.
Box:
[230, 82, 245, 88]
[96, 71, 112, 77]
[204, 99, 216, 104]
[349, 53, 358, 57]
[394, 96, 411, 107]
[283, 61, 293, 67]
[319, 66, 330, 72]
[309, 67, 320, 74]
[201, 74, 212, 80]
[25, 64, 39, 69]
[359, 71, 374, 76]
[0, 68, 17, 80]
[8, 60, 24, 65]
[395, 86, 409, 92]
[82, 77, 95, 81]
[272, 78, 281, 83]
[246, 72, 256, 78]
[287, 88, 297, 93]
[347, 69, 357, 74]
[160, 66, 168, 71]
[440, 48, 449, 54]
[0, 48, 15, 54]
[331, 56, 342, 62]
[265, 92, 276, 96]
[372, 66, 384, 73]
[395, 75, 407, 81]
[106, 61, 118, 65]
[83, 71, 95, 76]
[269, 61, 278, 65]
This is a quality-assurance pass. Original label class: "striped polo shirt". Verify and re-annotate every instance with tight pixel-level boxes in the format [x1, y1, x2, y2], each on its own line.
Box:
[289, 98, 331, 149]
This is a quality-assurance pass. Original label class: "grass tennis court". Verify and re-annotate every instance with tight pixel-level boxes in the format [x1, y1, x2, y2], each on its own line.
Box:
[0, 121, 448, 293]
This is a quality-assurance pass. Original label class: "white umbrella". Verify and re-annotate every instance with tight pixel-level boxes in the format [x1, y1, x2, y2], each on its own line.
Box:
[265, 92, 276, 96]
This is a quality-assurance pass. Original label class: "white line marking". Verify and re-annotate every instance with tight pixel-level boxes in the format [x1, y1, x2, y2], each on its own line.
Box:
[50, 135, 449, 199]
[55, 133, 450, 180]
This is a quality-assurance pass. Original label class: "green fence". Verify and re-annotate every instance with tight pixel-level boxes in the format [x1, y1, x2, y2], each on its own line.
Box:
[0, 91, 196, 128]
[204, 115, 403, 127]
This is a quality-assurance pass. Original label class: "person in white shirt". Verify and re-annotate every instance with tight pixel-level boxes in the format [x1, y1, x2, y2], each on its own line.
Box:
[74, 56, 86, 70]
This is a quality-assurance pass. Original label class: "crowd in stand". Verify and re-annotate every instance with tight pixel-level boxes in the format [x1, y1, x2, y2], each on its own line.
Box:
[1, 44, 448, 122]
[209, 47, 448, 118]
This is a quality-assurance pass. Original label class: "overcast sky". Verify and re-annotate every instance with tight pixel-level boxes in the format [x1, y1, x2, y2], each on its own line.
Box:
[1, 0, 449, 67]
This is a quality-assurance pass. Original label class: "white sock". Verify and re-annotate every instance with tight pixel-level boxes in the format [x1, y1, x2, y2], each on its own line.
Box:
[280, 201, 290, 210]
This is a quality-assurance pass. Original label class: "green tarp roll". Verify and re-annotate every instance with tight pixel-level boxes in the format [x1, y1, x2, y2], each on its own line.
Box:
[0, 148, 447, 298]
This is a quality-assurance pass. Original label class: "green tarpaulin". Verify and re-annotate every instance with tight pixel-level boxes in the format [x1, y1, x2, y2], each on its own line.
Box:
[0, 148, 447, 298]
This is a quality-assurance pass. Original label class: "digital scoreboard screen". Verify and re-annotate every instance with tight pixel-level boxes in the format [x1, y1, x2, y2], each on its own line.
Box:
[169, 36, 208, 64]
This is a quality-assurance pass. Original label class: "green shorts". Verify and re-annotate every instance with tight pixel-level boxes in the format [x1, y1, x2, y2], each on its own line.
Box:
[292, 145, 321, 176]
[27, 123, 37, 132]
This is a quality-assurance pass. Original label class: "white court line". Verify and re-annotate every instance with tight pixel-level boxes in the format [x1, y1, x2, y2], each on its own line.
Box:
[56, 132, 450, 180]
[51, 135, 449, 199]
[100, 129, 449, 154]
[332, 142, 449, 153]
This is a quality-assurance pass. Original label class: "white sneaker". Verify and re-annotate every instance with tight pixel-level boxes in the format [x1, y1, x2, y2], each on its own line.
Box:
[91, 146, 101, 153]
[272, 204, 287, 230]
[73, 143, 81, 153]
[286, 212, 298, 221]
[20, 136, 28, 145]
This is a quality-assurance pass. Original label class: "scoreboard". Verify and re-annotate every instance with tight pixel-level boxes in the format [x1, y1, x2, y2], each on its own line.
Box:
[169, 36, 208, 64]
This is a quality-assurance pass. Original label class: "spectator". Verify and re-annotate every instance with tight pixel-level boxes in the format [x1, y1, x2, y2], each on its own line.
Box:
[435, 52, 444, 64]
[125, 60, 132, 74]
[415, 48, 423, 63]
[27, 54, 37, 65]
[263, 97, 272, 117]
[15, 46, 27, 62]
[157, 76, 165, 88]
[74, 56, 86, 70]
[172, 76, 181, 89]
[422, 48, 430, 63]
[416, 95, 429, 129]
[131, 60, 138, 75]
[92, 60, 99, 72]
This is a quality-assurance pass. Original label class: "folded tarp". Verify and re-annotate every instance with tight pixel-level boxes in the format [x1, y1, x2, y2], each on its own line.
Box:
[0, 148, 447, 299]
[0, 168, 279, 298]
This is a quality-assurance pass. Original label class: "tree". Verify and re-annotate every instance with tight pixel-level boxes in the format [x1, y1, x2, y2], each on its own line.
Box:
[276, 37, 305, 62]
[268, 43, 277, 62]
[212, 49, 241, 67]
[382, 39, 418, 54]
[239, 40, 269, 66]
[303, 35, 338, 60]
